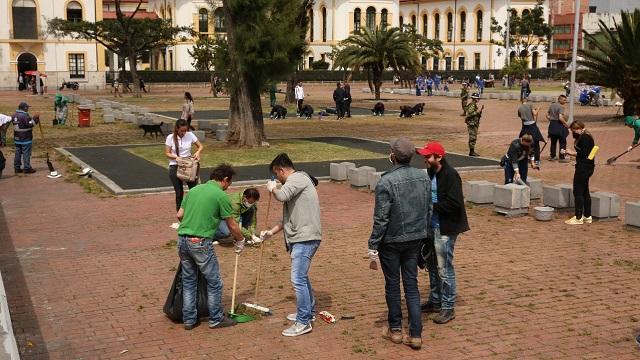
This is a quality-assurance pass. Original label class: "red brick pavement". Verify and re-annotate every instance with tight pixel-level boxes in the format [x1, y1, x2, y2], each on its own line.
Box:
[1, 158, 640, 360]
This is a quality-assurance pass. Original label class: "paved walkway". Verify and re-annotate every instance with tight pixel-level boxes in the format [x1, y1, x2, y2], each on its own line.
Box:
[1, 157, 639, 360]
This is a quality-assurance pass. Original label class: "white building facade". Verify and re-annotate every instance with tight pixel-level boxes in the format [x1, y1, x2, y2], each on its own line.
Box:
[0, 0, 106, 90]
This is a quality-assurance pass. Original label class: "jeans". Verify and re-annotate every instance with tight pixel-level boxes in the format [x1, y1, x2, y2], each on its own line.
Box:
[169, 165, 197, 212]
[379, 240, 422, 338]
[504, 159, 529, 184]
[178, 236, 224, 326]
[549, 135, 567, 159]
[14, 142, 32, 170]
[428, 229, 458, 310]
[214, 207, 255, 240]
[290, 240, 320, 325]
[573, 164, 594, 218]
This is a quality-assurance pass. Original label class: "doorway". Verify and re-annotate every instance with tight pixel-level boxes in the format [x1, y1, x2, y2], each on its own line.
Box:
[17, 52, 37, 75]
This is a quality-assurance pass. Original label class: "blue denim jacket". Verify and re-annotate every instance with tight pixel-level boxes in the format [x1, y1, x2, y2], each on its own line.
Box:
[368, 164, 432, 250]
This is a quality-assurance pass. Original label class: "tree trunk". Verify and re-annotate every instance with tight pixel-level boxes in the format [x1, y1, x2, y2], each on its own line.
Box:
[128, 49, 141, 98]
[285, 73, 297, 104]
[373, 69, 382, 100]
[366, 69, 374, 94]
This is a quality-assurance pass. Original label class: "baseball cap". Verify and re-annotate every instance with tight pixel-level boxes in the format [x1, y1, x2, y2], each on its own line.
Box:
[416, 141, 446, 157]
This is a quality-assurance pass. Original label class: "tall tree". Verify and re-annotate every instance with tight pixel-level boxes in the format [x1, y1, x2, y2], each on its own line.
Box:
[48, 0, 190, 97]
[490, 0, 551, 60]
[213, 0, 308, 147]
[332, 26, 420, 100]
[188, 36, 218, 71]
[577, 9, 640, 103]
[285, 0, 314, 104]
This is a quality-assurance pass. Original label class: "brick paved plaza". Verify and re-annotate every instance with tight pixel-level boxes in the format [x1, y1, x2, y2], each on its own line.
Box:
[1, 84, 639, 359]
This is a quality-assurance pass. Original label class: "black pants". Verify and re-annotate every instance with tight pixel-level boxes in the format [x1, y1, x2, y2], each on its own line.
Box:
[169, 165, 197, 212]
[549, 135, 567, 159]
[296, 99, 303, 114]
[519, 124, 544, 163]
[573, 164, 594, 218]
[345, 99, 351, 117]
[335, 101, 345, 118]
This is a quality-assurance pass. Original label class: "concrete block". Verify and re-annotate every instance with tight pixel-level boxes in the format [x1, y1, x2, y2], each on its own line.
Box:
[590, 192, 611, 219]
[447, 92, 456, 98]
[361, 87, 371, 93]
[557, 184, 575, 207]
[161, 122, 172, 135]
[330, 163, 347, 181]
[103, 114, 115, 123]
[196, 120, 216, 131]
[368, 171, 383, 191]
[493, 183, 530, 209]
[125, 114, 137, 123]
[464, 180, 496, 204]
[349, 166, 376, 187]
[526, 178, 543, 200]
[216, 129, 227, 141]
[592, 191, 620, 218]
[602, 98, 611, 106]
[509, 93, 519, 100]
[192, 130, 206, 142]
[138, 107, 149, 114]
[500, 93, 510, 100]
[624, 201, 640, 227]
[340, 162, 357, 180]
[543, 184, 569, 208]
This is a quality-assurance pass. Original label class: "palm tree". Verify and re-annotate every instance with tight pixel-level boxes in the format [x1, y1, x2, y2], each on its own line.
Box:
[577, 9, 640, 104]
[333, 26, 420, 100]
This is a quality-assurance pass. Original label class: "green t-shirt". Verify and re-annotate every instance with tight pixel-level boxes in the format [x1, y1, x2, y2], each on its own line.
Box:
[178, 181, 233, 238]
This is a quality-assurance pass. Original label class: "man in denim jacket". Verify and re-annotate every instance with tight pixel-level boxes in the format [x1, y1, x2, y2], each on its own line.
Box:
[368, 137, 432, 350]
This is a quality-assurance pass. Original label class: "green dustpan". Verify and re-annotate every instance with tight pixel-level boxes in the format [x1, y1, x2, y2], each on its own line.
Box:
[229, 254, 254, 323]
[229, 311, 254, 323]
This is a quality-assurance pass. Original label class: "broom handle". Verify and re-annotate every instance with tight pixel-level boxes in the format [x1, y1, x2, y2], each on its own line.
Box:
[231, 253, 239, 312]
[254, 191, 272, 302]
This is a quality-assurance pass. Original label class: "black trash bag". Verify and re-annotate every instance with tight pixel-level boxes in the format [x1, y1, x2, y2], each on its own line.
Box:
[163, 262, 209, 323]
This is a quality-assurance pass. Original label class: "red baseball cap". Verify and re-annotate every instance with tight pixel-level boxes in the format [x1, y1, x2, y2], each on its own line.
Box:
[416, 142, 446, 157]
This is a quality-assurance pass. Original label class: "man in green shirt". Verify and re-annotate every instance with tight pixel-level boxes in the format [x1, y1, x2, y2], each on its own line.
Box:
[214, 187, 262, 245]
[176, 164, 245, 330]
[625, 116, 640, 151]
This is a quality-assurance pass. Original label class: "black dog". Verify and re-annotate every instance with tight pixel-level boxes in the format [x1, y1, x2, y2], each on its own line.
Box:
[269, 105, 287, 119]
[412, 102, 425, 115]
[139, 121, 164, 137]
[399, 106, 415, 118]
[371, 102, 385, 116]
[299, 104, 314, 120]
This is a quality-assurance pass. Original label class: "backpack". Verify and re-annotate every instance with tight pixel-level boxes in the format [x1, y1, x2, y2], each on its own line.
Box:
[174, 134, 199, 182]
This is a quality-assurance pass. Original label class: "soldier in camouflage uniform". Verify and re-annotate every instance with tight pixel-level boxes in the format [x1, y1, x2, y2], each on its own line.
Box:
[465, 93, 483, 157]
[460, 82, 469, 116]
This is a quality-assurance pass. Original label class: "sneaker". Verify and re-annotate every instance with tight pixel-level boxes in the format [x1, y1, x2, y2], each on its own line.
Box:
[469, 152, 480, 157]
[433, 309, 456, 324]
[23, 168, 36, 174]
[402, 334, 422, 350]
[169, 222, 180, 229]
[184, 321, 200, 330]
[420, 301, 441, 313]
[582, 216, 593, 224]
[636, 334, 640, 347]
[564, 216, 584, 225]
[548, 156, 557, 161]
[286, 313, 316, 322]
[381, 327, 403, 344]
[209, 316, 237, 329]
[282, 322, 312, 337]
[14, 169, 23, 174]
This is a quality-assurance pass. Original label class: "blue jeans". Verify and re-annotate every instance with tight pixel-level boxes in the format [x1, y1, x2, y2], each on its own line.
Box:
[379, 240, 422, 338]
[177, 236, 224, 326]
[14, 142, 32, 170]
[428, 229, 457, 310]
[504, 159, 529, 184]
[290, 240, 320, 325]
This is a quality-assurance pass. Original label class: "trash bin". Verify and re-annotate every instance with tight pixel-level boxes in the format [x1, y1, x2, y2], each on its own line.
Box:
[78, 105, 91, 127]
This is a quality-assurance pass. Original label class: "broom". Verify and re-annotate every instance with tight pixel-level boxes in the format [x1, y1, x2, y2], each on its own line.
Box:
[37, 118, 59, 178]
[607, 143, 640, 165]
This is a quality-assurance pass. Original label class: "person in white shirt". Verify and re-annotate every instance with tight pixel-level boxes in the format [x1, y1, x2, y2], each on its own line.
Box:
[165, 119, 204, 214]
[294, 81, 304, 116]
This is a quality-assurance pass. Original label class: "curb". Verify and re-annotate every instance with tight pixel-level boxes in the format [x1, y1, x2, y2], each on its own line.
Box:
[0, 272, 20, 360]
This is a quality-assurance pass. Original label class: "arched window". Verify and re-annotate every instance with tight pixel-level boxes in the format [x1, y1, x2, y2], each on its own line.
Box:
[434, 13, 440, 40]
[199, 8, 209, 33]
[532, 51, 539, 69]
[381, 9, 388, 29]
[214, 8, 225, 32]
[160, 6, 165, 19]
[309, 9, 314, 41]
[447, 12, 453, 42]
[476, 10, 483, 41]
[399, 15, 404, 28]
[509, 51, 516, 63]
[460, 11, 466, 42]
[167, 5, 172, 22]
[422, 14, 428, 35]
[411, 14, 416, 28]
[458, 55, 465, 70]
[321, 7, 327, 41]
[12, 0, 37, 39]
[366, 7, 375, 30]
[66, 1, 82, 22]
[354, 8, 361, 33]
[522, 9, 531, 17]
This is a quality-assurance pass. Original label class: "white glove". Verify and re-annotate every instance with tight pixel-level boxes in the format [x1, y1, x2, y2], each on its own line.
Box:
[629, 145, 634, 152]
[249, 234, 263, 245]
[260, 230, 273, 240]
[234, 239, 245, 254]
[368, 249, 379, 262]
[266, 180, 277, 193]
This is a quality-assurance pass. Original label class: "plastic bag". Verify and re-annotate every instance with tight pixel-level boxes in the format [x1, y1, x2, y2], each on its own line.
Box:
[163, 262, 209, 323]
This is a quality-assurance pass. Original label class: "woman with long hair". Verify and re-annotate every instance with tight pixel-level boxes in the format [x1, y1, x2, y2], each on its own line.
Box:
[563, 121, 596, 225]
[181, 92, 195, 130]
[165, 119, 203, 220]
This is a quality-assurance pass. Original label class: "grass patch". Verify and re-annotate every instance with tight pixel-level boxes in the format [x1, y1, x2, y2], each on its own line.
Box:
[612, 258, 640, 272]
[124, 139, 385, 167]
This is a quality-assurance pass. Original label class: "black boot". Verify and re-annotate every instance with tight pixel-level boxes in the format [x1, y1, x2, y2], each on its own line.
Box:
[433, 309, 456, 324]
[469, 148, 480, 157]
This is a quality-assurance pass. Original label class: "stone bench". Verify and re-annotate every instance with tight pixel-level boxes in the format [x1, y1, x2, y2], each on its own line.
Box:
[330, 162, 355, 181]
[624, 201, 640, 227]
[464, 180, 496, 204]
[368, 171, 383, 191]
[590, 191, 620, 219]
[543, 184, 573, 209]
[215, 129, 227, 141]
[192, 130, 206, 142]
[103, 114, 115, 123]
[494, 183, 530, 216]
[349, 166, 376, 187]
[527, 178, 543, 200]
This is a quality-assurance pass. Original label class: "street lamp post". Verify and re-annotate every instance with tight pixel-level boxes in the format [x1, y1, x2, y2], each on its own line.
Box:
[505, 0, 510, 66]
[568, 0, 581, 124]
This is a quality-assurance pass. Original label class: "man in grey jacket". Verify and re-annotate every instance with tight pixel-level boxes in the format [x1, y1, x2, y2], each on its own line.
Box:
[261, 153, 321, 337]
[368, 137, 432, 350]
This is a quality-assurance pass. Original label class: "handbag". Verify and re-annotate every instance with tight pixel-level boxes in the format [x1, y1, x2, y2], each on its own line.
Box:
[176, 156, 199, 182]
[163, 262, 209, 323]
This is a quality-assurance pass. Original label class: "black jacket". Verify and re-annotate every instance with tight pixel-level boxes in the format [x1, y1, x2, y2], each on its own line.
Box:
[333, 87, 346, 102]
[428, 161, 470, 236]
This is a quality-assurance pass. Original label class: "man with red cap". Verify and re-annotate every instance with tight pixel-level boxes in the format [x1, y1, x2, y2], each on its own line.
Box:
[416, 142, 470, 324]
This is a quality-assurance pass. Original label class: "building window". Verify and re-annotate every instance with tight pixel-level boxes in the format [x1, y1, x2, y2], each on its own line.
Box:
[447, 12, 453, 42]
[69, 53, 85, 79]
[433, 58, 439, 71]
[167, 6, 172, 22]
[411, 14, 416, 28]
[399, 15, 403, 29]
[66, 1, 83, 22]
[458, 56, 465, 70]
[140, 50, 150, 64]
[308, 57, 314, 67]
[199, 8, 209, 33]
[354, 8, 361, 33]
[309, 9, 314, 41]
[421, 56, 426, 65]
[322, 7, 327, 41]
[553, 39, 571, 49]
[445, 56, 452, 71]
[366, 7, 375, 30]
[381, 9, 388, 29]
[522, 9, 530, 17]
[589, 6, 597, 13]
[460, 11, 466, 42]
[12, 0, 37, 39]
[422, 14, 428, 35]
[434, 13, 440, 40]
[476, 10, 483, 41]
[474, 53, 481, 70]
[532, 51, 539, 69]
[214, 8, 225, 32]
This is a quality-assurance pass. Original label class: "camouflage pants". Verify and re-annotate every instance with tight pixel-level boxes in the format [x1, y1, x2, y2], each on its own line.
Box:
[461, 100, 468, 114]
[467, 122, 479, 150]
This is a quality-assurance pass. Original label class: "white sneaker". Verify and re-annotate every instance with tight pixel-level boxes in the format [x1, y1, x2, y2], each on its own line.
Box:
[170, 222, 180, 229]
[286, 313, 316, 322]
[282, 322, 312, 337]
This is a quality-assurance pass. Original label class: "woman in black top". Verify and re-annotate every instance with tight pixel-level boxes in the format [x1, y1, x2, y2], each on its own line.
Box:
[563, 121, 596, 225]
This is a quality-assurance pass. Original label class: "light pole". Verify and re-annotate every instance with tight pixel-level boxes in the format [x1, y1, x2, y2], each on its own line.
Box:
[568, 0, 581, 124]
[505, 0, 510, 66]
